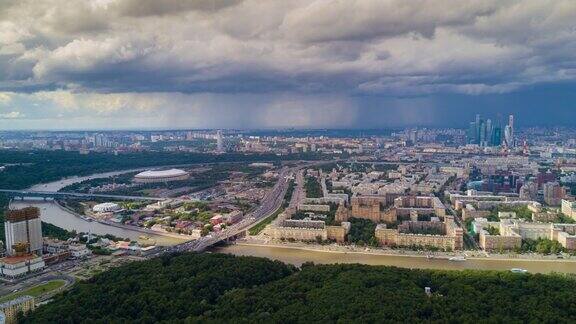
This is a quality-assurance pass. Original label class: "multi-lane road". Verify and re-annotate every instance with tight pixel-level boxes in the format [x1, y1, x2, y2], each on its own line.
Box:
[154, 161, 332, 255]
[151, 166, 295, 255]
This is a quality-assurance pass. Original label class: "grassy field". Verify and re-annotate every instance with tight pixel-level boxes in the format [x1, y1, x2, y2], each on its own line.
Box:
[0, 280, 67, 303]
[248, 208, 284, 235]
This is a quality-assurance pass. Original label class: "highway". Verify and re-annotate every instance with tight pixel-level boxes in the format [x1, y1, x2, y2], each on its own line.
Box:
[191, 166, 292, 252]
[289, 170, 305, 209]
[152, 161, 329, 255]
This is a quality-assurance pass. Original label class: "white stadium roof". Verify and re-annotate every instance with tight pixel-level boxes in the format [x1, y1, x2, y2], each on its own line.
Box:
[134, 168, 189, 179]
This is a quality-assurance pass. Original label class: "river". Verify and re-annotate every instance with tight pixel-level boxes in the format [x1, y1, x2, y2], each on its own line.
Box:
[215, 244, 576, 274]
[11, 170, 576, 272]
[11, 169, 188, 246]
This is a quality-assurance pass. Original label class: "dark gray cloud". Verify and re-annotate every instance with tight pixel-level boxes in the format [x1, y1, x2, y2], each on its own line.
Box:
[0, 0, 575, 129]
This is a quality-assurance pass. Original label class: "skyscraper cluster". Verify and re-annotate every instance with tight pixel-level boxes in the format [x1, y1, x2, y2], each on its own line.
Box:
[467, 114, 514, 147]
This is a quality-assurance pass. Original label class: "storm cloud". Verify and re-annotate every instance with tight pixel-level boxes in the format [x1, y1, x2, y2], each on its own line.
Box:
[0, 0, 575, 129]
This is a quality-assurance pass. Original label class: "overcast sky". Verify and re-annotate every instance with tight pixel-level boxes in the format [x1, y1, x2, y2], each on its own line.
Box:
[0, 0, 575, 130]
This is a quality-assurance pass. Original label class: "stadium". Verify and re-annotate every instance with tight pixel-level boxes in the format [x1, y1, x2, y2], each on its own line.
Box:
[133, 169, 190, 183]
[92, 202, 122, 213]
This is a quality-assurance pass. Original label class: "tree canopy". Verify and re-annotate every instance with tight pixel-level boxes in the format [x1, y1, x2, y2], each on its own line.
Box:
[24, 252, 576, 323]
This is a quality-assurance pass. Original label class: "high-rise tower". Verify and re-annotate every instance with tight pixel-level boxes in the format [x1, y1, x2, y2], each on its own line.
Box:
[4, 207, 43, 256]
[508, 114, 514, 147]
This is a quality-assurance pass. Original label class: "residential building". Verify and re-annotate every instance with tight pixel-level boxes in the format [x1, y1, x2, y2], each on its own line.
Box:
[561, 199, 576, 220]
[543, 182, 566, 206]
[0, 296, 35, 324]
[375, 216, 463, 251]
[0, 255, 45, 279]
[68, 244, 92, 259]
[474, 218, 576, 251]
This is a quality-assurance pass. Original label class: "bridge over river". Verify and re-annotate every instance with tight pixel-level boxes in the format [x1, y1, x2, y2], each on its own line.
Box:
[0, 189, 165, 201]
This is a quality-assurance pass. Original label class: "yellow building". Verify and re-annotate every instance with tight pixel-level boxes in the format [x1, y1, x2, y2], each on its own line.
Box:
[375, 216, 463, 251]
[561, 199, 576, 220]
[269, 219, 351, 243]
[0, 295, 35, 324]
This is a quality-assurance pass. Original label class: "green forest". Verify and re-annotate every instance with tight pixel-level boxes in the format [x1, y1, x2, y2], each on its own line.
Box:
[23, 252, 576, 323]
[0, 150, 318, 190]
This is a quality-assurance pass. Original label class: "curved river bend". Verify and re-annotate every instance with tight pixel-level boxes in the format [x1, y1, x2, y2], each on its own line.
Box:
[11, 169, 187, 246]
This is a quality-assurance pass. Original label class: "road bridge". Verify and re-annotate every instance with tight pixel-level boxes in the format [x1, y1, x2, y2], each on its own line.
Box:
[0, 189, 165, 201]
[154, 161, 333, 255]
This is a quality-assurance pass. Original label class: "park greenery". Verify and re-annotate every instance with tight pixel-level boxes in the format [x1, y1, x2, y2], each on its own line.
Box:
[487, 205, 533, 222]
[282, 178, 295, 208]
[347, 217, 378, 246]
[0, 280, 67, 303]
[24, 252, 576, 323]
[0, 150, 318, 191]
[58, 172, 137, 193]
[23, 253, 295, 323]
[304, 175, 322, 198]
[60, 164, 269, 197]
[248, 207, 284, 236]
[40, 222, 76, 241]
[520, 238, 566, 254]
[554, 212, 576, 224]
[291, 203, 338, 225]
[485, 225, 500, 236]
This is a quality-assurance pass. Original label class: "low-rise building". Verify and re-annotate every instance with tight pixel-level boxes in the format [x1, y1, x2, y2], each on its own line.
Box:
[68, 243, 91, 259]
[561, 199, 576, 220]
[475, 218, 576, 251]
[461, 205, 490, 220]
[393, 196, 446, 218]
[0, 296, 35, 324]
[210, 215, 223, 226]
[477, 221, 522, 251]
[268, 216, 351, 243]
[375, 216, 463, 251]
[297, 204, 330, 212]
[43, 239, 69, 254]
[223, 210, 243, 224]
[0, 255, 45, 279]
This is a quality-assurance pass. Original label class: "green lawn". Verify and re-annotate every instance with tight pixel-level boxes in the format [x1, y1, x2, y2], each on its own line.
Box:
[248, 208, 284, 235]
[0, 280, 67, 303]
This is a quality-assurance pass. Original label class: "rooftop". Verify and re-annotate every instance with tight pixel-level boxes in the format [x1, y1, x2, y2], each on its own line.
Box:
[0, 254, 40, 265]
[0, 295, 34, 309]
[135, 168, 189, 178]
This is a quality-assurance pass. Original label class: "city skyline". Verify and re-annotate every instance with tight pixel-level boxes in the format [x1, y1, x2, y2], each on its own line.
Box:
[0, 1, 576, 130]
[2, 2, 576, 322]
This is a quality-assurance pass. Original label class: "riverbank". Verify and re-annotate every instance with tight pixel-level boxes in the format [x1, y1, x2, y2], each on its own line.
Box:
[54, 200, 194, 241]
[214, 239, 576, 274]
[10, 200, 186, 246]
[6, 168, 190, 246]
[235, 239, 576, 262]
